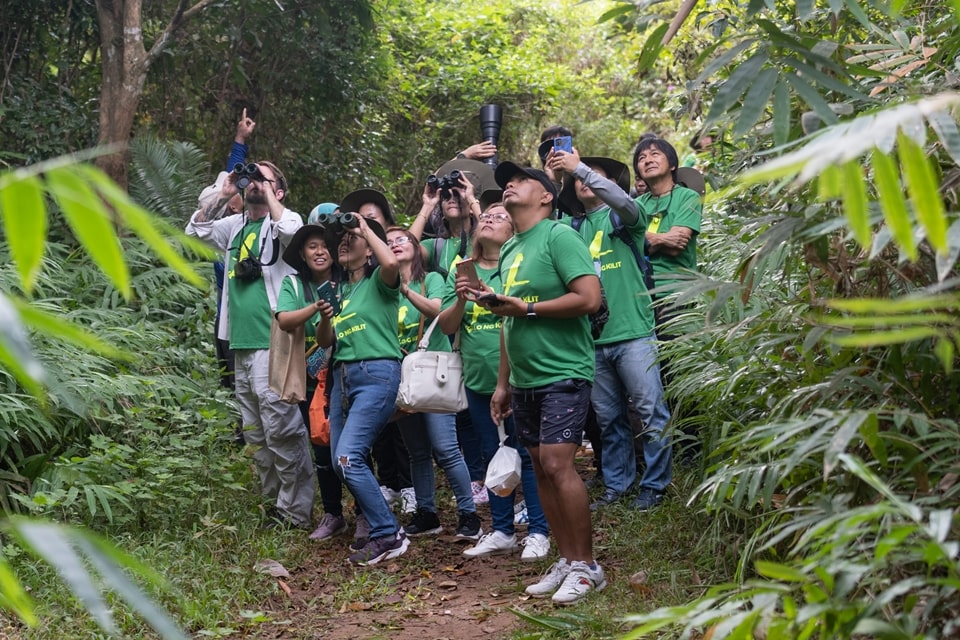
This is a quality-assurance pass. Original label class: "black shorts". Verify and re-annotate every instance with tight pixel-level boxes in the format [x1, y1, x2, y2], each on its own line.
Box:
[511, 378, 592, 449]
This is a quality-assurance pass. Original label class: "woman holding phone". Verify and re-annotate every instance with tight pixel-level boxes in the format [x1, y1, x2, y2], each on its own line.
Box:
[314, 214, 409, 566]
[274, 224, 350, 541]
[438, 203, 551, 561]
[385, 227, 482, 541]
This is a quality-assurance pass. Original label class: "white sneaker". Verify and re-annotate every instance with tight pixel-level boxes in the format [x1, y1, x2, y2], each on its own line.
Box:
[520, 533, 550, 562]
[551, 560, 607, 605]
[525, 558, 570, 597]
[399, 487, 417, 514]
[462, 531, 518, 558]
[380, 485, 399, 507]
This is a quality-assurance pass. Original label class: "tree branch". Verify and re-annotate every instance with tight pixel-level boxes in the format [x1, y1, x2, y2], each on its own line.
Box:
[145, 0, 217, 67]
[662, 0, 698, 46]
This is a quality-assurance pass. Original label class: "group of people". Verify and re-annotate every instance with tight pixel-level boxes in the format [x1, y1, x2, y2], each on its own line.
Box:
[185, 112, 703, 606]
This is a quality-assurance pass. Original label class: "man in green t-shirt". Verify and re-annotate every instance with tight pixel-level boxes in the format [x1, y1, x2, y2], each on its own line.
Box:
[634, 136, 703, 329]
[186, 160, 315, 531]
[549, 146, 674, 516]
[481, 162, 606, 605]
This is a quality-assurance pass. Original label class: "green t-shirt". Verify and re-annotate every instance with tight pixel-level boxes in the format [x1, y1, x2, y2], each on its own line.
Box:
[276, 275, 319, 353]
[227, 219, 272, 349]
[331, 268, 402, 364]
[639, 186, 701, 287]
[421, 236, 464, 277]
[398, 272, 451, 354]
[441, 264, 503, 394]
[276, 274, 325, 392]
[499, 219, 596, 388]
[563, 206, 657, 343]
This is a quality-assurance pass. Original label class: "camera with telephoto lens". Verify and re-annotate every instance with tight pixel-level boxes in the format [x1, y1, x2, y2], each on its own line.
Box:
[232, 162, 268, 191]
[316, 211, 359, 233]
[234, 256, 263, 282]
[426, 170, 463, 199]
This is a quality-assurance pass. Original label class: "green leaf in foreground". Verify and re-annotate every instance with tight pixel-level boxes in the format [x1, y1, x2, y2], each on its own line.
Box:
[0, 173, 47, 295]
[5, 517, 188, 640]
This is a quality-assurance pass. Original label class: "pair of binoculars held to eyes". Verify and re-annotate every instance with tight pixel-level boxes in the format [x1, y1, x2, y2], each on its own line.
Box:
[231, 163, 269, 190]
[315, 211, 360, 233]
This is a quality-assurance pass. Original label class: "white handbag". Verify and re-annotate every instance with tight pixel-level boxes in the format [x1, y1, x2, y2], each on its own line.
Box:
[485, 421, 522, 497]
[395, 315, 468, 413]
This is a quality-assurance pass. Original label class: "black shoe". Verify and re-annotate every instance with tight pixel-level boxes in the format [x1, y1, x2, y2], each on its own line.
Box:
[633, 488, 665, 512]
[405, 507, 442, 536]
[455, 510, 482, 541]
[589, 489, 622, 511]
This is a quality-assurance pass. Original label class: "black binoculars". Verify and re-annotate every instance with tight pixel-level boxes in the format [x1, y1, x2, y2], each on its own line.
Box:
[315, 211, 360, 233]
[232, 163, 269, 191]
[426, 170, 463, 198]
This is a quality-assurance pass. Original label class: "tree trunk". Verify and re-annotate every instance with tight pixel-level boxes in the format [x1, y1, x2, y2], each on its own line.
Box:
[93, 0, 214, 190]
[94, 0, 148, 190]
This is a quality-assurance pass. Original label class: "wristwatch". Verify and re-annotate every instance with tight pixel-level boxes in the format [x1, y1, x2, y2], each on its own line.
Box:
[526, 302, 537, 318]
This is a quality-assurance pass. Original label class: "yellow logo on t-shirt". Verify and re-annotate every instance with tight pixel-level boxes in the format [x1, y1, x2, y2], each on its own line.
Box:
[228, 231, 258, 279]
[502, 253, 530, 296]
[648, 216, 662, 234]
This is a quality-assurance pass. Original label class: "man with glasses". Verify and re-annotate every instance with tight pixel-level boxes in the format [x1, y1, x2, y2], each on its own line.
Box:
[187, 160, 315, 531]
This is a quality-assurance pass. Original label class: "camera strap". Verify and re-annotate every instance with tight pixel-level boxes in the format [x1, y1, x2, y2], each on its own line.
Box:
[230, 217, 281, 267]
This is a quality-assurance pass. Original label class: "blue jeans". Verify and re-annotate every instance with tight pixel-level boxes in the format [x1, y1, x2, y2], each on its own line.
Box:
[466, 387, 548, 537]
[329, 359, 401, 540]
[397, 412, 474, 514]
[593, 337, 672, 495]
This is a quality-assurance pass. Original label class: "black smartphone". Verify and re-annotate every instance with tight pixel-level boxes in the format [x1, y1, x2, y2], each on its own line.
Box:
[553, 136, 573, 154]
[477, 292, 505, 307]
[455, 258, 481, 289]
[316, 281, 341, 316]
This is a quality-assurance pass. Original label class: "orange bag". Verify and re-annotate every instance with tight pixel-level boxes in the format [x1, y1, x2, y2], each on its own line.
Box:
[308, 373, 331, 446]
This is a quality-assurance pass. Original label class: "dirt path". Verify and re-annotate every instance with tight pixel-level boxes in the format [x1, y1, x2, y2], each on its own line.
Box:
[250, 523, 546, 639]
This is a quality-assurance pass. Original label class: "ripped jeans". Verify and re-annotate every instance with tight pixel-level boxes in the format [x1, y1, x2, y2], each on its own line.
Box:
[329, 359, 401, 540]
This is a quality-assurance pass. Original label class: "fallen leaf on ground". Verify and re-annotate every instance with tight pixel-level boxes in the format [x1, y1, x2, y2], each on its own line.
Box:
[278, 579, 292, 596]
[254, 559, 290, 578]
[438, 580, 458, 590]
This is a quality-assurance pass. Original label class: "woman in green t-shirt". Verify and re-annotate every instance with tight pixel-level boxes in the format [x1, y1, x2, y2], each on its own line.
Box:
[438, 203, 550, 561]
[275, 224, 349, 543]
[384, 227, 481, 540]
[314, 215, 409, 566]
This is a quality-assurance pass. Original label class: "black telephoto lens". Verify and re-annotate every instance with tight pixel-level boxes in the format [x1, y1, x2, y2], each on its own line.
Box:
[479, 104, 502, 167]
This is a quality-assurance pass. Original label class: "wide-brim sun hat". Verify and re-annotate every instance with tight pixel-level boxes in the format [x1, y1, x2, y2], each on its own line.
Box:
[282, 224, 329, 272]
[432, 158, 498, 195]
[339, 188, 395, 226]
[557, 156, 631, 217]
[676, 167, 706, 197]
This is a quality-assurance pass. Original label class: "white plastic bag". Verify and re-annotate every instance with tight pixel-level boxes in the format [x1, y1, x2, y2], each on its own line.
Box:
[485, 421, 521, 497]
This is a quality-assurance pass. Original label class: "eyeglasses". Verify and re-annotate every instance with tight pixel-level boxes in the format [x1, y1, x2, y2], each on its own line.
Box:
[478, 212, 511, 223]
[386, 236, 411, 248]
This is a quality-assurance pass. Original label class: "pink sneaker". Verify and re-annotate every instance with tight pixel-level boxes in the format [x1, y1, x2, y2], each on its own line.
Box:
[471, 481, 489, 505]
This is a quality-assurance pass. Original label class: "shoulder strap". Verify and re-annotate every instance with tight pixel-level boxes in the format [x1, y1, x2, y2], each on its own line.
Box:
[571, 215, 585, 231]
[414, 281, 426, 344]
[608, 212, 657, 292]
[417, 314, 461, 352]
[434, 237, 447, 277]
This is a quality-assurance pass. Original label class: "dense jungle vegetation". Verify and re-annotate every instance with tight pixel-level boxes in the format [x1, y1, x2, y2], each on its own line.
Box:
[0, 0, 958, 637]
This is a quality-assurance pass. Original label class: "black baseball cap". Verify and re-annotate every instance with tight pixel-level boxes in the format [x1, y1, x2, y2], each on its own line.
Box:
[494, 162, 558, 205]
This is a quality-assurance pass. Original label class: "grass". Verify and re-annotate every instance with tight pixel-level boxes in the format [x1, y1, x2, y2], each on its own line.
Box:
[1, 441, 735, 640]
[508, 459, 736, 639]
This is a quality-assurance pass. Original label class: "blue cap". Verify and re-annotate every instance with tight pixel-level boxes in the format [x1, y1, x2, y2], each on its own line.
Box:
[307, 202, 339, 224]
